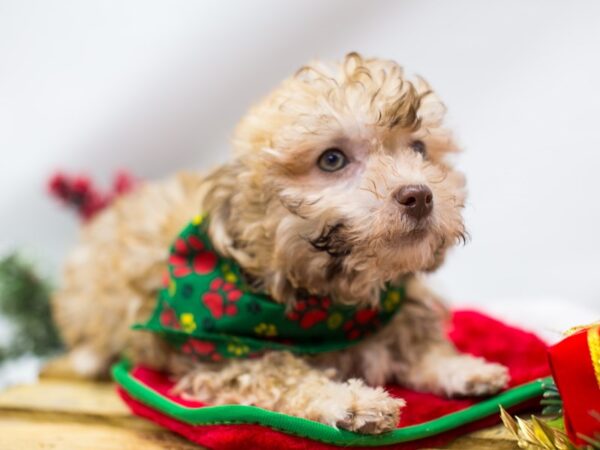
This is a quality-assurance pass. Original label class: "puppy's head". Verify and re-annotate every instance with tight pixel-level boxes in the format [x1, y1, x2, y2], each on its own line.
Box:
[203, 53, 466, 306]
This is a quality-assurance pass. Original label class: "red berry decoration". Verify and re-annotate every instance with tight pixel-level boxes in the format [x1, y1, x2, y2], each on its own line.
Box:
[48, 170, 137, 221]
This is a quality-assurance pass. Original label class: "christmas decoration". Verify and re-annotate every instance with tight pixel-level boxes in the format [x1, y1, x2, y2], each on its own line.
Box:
[549, 324, 600, 446]
[0, 254, 62, 362]
[500, 324, 600, 449]
[500, 406, 600, 449]
[48, 170, 136, 221]
[0, 170, 137, 363]
[500, 406, 579, 450]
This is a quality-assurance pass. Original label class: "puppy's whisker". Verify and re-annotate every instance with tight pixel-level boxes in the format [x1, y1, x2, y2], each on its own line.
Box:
[389, 161, 401, 178]
[362, 177, 383, 200]
[359, 186, 383, 200]
[454, 228, 470, 246]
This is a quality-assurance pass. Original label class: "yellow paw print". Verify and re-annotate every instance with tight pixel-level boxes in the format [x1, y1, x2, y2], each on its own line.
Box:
[254, 322, 277, 337]
[221, 263, 238, 283]
[327, 312, 343, 330]
[227, 342, 249, 356]
[180, 313, 197, 333]
[192, 214, 204, 226]
[383, 290, 402, 312]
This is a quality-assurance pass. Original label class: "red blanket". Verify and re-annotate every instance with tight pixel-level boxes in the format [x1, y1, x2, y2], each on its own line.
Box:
[117, 310, 550, 449]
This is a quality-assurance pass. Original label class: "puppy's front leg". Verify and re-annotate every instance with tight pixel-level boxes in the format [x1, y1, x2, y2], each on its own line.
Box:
[392, 278, 509, 396]
[172, 351, 404, 434]
[398, 340, 509, 396]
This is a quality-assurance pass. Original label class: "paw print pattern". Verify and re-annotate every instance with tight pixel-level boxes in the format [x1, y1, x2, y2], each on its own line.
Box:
[180, 312, 197, 333]
[220, 263, 238, 284]
[287, 296, 332, 329]
[202, 278, 243, 319]
[161, 271, 170, 288]
[254, 322, 278, 337]
[169, 235, 217, 278]
[327, 312, 344, 330]
[148, 217, 408, 362]
[227, 341, 250, 357]
[246, 299, 262, 315]
[182, 338, 222, 362]
[159, 306, 180, 330]
[343, 309, 381, 340]
[383, 290, 402, 312]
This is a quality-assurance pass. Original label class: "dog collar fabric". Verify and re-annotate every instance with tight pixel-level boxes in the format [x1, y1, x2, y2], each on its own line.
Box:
[135, 215, 405, 361]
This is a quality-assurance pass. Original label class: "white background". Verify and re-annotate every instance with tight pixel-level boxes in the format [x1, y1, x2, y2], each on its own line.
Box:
[0, 0, 599, 356]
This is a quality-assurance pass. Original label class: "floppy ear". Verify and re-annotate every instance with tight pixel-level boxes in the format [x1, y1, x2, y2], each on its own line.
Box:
[198, 162, 245, 260]
[413, 76, 447, 128]
[412, 76, 461, 160]
[199, 160, 299, 304]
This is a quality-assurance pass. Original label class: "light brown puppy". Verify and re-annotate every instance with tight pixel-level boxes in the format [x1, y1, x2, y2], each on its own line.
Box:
[52, 53, 508, 434]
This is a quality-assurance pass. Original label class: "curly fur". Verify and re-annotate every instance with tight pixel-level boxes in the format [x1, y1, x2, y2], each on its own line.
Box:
[52, 53, 508, 433]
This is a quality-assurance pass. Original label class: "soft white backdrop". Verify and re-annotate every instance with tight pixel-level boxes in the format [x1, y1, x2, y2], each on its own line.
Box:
[1, 0, 599, 352]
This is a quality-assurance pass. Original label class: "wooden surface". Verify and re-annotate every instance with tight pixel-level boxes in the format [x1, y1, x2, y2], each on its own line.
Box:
[0, 377, 520, 449]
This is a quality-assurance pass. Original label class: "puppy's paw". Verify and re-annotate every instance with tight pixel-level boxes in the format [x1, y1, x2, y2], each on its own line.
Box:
[443, 356, 509, 397]
[310, 379, 404, 434]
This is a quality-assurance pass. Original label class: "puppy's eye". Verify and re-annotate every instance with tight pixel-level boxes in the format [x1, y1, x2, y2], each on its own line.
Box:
[317, 148, 348, 172]
[410, 140, 426, 157]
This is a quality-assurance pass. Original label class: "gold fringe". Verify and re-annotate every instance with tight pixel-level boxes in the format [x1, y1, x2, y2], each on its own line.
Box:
[564, 322, 600, 337]
[499, 406, 578, 450]
[587, 325, 600, 390]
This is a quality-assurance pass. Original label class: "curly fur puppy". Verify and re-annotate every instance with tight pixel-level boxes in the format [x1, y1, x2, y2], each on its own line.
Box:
[52, 53, 508, 434]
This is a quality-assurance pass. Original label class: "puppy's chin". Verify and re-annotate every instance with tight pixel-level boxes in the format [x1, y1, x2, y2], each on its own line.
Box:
[366, 223, 451, 275]
[386, 221, 432, 245]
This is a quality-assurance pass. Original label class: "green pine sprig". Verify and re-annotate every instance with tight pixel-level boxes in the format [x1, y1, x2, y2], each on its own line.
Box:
[0, 254, 63, 362]
[541, 378, 563, 416]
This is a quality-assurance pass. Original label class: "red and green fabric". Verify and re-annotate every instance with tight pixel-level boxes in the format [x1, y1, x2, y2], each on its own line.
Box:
[123, 215, 551, 448]
[135, 215, 406, 361]
[115, 310, 552, 449]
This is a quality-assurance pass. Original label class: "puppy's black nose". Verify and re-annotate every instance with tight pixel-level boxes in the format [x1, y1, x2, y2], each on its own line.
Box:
[394, 185, 433, 220]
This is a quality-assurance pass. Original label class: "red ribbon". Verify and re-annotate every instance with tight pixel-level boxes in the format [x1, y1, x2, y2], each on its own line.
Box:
[548, 326, 600, 445]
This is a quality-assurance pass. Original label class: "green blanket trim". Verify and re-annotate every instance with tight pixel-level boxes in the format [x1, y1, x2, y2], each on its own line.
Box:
[113, 360, 549, 447]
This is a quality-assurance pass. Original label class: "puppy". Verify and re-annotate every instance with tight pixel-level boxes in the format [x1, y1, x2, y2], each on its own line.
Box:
[52, 53, 508, 434]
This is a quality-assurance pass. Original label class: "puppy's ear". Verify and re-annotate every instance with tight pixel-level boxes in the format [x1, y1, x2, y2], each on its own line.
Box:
[413, 76, 461, 158]
[414, 76, 447, 128]
[199, 162, 245, 258]
[232, 98, 287, 158]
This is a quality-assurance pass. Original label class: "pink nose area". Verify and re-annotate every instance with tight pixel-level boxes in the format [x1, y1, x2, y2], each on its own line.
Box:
[393, 185, 433, 220]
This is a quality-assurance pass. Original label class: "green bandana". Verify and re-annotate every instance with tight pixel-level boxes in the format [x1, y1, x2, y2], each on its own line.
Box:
[136, 215, 405, 361]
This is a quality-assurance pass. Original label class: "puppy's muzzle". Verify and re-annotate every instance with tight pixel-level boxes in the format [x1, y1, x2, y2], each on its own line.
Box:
[394, 185, 433, 220]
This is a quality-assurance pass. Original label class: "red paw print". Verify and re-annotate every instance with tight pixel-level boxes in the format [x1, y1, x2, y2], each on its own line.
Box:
[287, 296, 331, 329]
[159, 307, 180, 330]
[169, 235, 217, 277]
[202, 278, 243, 319]
[182, 338, 222, 361]
[343, 309, 380, 340]
[161, 271, 170, 288]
